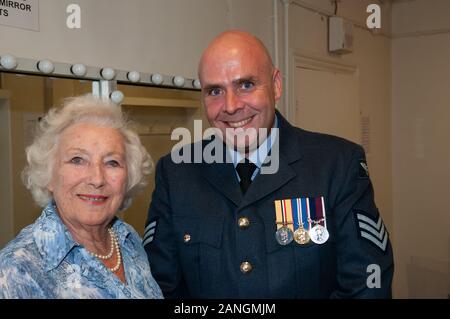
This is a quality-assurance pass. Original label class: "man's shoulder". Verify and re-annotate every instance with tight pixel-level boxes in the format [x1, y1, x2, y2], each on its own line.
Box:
[277, 112, 363, 155]
[287, 125, 364, 156]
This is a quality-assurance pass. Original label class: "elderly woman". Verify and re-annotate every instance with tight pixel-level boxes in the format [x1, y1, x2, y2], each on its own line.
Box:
[0, 94, 163, 299]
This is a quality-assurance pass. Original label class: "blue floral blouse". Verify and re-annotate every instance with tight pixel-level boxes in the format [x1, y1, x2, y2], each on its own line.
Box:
[0, 203, 163, 299]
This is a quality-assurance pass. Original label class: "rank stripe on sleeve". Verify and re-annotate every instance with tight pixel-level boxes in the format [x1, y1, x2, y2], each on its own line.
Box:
[143, 220, 157, 245]
[144, 221, 156, 234]
[143, 228, 155, 241]
[142, 235, 154, 247]
[356, 213, 388, 252]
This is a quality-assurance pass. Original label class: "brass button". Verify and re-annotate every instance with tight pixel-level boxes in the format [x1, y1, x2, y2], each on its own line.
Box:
[238, 217, 250, 228]
[183, 234, 191, 243]
[240, 261, 253, 274]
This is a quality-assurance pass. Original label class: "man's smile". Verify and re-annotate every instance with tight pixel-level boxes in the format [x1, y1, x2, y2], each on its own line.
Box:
[223, 115, 255, 128]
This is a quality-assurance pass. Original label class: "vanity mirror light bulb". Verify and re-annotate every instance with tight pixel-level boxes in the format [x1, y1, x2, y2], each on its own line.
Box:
[151, 73, 163, 85]
[0, 54, 18, 70]
[37, 59, 55, 74]
[71, 64, 87, 77]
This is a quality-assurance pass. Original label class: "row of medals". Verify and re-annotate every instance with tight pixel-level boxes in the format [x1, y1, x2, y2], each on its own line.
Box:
[275, 220, 329, 246]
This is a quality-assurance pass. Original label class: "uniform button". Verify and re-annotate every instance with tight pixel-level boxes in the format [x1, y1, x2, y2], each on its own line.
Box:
[240, 261, 253, 274]
[183, 234, 191, 243]
[238, 217, 250, 228]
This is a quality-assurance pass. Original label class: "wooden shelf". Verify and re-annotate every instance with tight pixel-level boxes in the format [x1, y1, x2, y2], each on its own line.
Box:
[122, 97, 200, 109]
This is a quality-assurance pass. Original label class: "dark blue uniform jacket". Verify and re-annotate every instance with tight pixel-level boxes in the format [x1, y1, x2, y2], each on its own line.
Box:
[144, 111, 394, 298]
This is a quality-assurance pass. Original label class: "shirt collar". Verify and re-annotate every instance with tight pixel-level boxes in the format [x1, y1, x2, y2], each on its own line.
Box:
[227, 114, 279, 168]
[33, 202, 131, 271]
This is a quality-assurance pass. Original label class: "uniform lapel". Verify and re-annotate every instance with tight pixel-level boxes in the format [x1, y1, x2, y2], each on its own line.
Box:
[199, 112, 302, 208]
[240, 111, 303, 209]
[199, 141, 243, 207]
[240, 153, 296, 208]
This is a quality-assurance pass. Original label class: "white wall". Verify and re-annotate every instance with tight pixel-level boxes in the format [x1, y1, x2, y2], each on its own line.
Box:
[0, 0, 273, 79]
[287, 0, 393, 241]
[391, 0, 450, 299]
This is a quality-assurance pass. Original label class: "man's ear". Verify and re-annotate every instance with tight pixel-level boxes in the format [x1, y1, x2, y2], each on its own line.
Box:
[272, 68, 283, 102]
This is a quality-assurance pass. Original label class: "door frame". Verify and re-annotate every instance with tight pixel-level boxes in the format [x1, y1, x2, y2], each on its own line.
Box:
[0, 90, 14, 248]
[288, 49, 358, 123]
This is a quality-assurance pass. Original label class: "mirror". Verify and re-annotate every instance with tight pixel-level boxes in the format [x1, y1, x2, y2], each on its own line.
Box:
[0, 71, 204, 248]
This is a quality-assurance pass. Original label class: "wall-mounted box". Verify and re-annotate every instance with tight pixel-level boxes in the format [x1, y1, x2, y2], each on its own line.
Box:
[329, 16, 354, 54]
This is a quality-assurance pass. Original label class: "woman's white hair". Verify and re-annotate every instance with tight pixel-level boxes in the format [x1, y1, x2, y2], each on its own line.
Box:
[22, 94, 153, 211]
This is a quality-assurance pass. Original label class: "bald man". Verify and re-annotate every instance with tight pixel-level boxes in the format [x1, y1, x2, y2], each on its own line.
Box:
[144, 30, 394, 298]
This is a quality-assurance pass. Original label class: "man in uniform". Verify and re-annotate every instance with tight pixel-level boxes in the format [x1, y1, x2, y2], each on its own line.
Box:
[143, 30, 394, 298]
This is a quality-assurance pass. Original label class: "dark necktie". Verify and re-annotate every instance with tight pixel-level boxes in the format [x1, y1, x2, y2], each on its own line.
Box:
[236, 159, 257, 194]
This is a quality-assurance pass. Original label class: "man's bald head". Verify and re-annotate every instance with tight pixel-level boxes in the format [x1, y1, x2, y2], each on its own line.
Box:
[197, 29, 282, 154]
[198, 30, 274, 79]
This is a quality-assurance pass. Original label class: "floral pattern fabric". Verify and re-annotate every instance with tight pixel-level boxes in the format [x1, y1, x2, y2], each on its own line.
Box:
[0, 203, 163, 299]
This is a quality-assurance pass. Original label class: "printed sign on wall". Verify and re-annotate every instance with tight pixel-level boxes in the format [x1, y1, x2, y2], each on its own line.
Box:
[0, 0, 39, 31]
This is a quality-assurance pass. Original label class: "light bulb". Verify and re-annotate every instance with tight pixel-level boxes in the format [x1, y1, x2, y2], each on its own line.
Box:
[151, 73, 163, 85]
[110, 90, 124, 104]
[173, 76, 185, 87]
[71, 64, 87, 77]
[0, 54, 18, 70]
[127, 71, 140, 83]
[192, 79, 201, 89]
[37, 59, 55, 74]
[101, 67, 116, 80]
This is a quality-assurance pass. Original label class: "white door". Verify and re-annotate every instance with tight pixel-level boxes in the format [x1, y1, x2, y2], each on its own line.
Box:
[293, 65, 361, 144]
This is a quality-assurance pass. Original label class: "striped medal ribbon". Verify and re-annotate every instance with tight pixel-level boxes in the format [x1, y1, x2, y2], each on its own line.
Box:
[274, 199, 294, 245]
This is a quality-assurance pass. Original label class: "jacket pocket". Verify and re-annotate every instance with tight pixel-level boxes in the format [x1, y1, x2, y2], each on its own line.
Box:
[263, 213, 336, 298]
[173, 215, 223, 247]
[172, 215, 225, 297]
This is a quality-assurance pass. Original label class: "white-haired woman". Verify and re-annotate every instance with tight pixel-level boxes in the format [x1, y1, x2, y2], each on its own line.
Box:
[0, 94, 163, 299]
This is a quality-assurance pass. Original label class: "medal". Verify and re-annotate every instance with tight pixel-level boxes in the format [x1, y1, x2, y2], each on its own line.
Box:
[275, 226, 294, 245]
[309, 224, 329, 244]
[306, 196, 329, 244]
[294, 226, 310, 245]
[274, 199, 294, 246]
[292, 198, 311, 245]
[274, 197, 329, 246]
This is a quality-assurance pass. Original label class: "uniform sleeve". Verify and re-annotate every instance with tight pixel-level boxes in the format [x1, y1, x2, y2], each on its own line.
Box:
[143, 158, 188, 298]
[330, 145, 394, 298]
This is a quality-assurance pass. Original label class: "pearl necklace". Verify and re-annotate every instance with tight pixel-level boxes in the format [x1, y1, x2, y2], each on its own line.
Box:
[108, 230, 122, 273]
[88, 228, 115, 260]
[86, 228, 122, 273]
